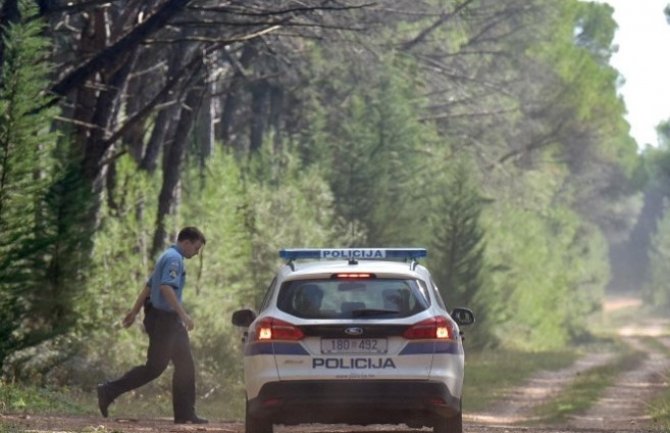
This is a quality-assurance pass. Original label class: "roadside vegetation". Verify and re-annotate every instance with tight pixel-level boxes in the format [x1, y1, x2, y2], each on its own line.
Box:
[646, 336, 670, 429]
[0, 382, 89, 416]
[650, 390, 670, 429]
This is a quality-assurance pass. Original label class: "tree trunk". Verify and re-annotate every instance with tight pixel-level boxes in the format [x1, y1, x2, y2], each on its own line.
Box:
[151, 85, 203, 257]
[196, 88, 214, 167]
[218, 44, 256, 148]
[249, 79, 269, 154]
[269, 85, 284, 153]
[139, 44, 193, 173]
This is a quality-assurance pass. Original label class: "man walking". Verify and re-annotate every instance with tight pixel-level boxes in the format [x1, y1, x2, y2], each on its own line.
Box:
[97, 227, 208, 424]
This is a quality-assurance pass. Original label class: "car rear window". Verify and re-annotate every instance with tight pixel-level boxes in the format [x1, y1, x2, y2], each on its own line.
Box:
[277, 278, 430, 319]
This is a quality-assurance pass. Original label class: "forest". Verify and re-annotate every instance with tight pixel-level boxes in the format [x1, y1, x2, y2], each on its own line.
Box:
[1, 0, 670, 402]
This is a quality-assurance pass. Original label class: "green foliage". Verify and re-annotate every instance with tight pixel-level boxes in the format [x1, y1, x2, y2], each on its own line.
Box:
[317, 59, 437, 245]
[484, 204, 565, 349]
[177, 150, 255, 392]
[73, 155, 161, 384]
[0, 0, 90, 376]
[645, 202, 670, 307]
[520, 2, 638, 242]
[483, 177, 608, 349]
[180, 146, 339, 395]
[429, 157, 486, 307]
[427, 156, 494, 347]
[0, 381, 88, 414]
[236, 142, 341, 302]
[531, 1, 633, 161]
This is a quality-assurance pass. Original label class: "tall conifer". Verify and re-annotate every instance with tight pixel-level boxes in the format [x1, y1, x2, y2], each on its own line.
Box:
[0, 0, 86, 373]
[429, 157, 493, 346]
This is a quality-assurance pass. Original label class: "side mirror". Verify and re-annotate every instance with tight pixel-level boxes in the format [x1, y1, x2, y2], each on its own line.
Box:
[451, 307, 475, 326]
[232, 309, 257, 327]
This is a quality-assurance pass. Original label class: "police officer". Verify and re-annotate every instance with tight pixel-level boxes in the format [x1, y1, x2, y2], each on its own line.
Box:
[97, 226, 208, 424]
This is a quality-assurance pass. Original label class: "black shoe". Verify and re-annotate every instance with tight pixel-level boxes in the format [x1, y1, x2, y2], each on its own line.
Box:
[96, 383, 113, 418]
[174, 415, 208, 424]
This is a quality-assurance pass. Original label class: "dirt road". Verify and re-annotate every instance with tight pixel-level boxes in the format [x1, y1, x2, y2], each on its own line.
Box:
[2, 296, 669, 433]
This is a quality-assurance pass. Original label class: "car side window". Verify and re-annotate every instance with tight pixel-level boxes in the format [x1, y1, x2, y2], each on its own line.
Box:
[415, 280, 431, 307]
[430, 278, 447, 310]
[258, 277, 277, 312]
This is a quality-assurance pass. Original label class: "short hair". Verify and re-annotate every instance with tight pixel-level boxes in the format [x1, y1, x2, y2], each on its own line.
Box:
[177, 226, 206, 244]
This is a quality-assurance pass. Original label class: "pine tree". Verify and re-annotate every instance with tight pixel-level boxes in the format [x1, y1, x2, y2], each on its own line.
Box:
[428, 157, 494, 347]
[0, 0, 87, 373]
[429, 158, 487, 308]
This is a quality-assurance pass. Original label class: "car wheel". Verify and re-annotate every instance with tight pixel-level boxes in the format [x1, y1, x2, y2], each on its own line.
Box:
[433, 410, 462, 433]
[245, 400, 273, 433]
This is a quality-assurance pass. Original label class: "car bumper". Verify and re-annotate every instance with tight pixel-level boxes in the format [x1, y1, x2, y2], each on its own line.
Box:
[248, 380, 461, 426]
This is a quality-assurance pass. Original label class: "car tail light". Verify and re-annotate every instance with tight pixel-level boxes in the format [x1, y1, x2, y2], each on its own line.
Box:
[403, 316, 455, 340]
[253, 317, 304, 341]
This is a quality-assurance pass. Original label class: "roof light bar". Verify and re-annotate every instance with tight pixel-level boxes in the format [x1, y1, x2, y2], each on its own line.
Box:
[279, 248, 427, 261]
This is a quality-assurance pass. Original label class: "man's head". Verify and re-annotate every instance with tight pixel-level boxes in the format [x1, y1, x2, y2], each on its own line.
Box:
[177, 226, 206, 258]
[297, 284, 323, 313]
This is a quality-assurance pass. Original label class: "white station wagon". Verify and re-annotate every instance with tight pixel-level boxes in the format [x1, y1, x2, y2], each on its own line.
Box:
[232, 248, 475, 433]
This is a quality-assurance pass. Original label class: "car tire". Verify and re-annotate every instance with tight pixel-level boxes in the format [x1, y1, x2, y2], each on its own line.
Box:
[433, 410, 462, 433]
[245, 400, 273, 433]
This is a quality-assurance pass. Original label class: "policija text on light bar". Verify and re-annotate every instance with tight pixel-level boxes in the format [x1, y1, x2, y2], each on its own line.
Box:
[279, 248, 428, 261]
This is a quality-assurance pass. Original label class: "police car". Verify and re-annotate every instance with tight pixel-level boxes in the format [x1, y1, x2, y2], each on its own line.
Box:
[231, 248, 474, 433]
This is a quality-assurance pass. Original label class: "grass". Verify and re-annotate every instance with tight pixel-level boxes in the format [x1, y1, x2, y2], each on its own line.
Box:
[649, 388, 670, 429]
[0, 378, 244, 422]
[463, 348, 577, 412]
[644, 335, 670, 430]
[0, 382, 90, 433]
[529, 347, 643, 424]
[0, 381, 90, 415]
[106, 384, 244, 421]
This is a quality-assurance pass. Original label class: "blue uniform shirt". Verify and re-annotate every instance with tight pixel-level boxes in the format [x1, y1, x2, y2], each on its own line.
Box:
[149, 245, 186, 312]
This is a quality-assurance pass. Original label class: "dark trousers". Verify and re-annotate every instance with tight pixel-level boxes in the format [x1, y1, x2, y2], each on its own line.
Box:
[105, 308, 196, 420]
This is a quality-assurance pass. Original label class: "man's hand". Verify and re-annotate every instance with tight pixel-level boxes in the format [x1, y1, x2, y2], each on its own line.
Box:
[181, 313, 194, 331]
[123, 311, 137, 328]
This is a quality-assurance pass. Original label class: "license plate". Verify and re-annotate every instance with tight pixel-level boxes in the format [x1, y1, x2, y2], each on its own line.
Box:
[321, 338, 387, 354]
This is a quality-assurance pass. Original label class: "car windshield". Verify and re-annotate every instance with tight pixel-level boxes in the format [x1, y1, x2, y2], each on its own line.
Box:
[277, 278, 430, 319]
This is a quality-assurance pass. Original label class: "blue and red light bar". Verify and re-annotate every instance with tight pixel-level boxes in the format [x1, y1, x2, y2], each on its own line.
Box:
[279, 248, 427, 261]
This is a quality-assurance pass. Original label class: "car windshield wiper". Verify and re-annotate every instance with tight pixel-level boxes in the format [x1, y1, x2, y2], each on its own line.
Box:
[351, 309, 399, 317]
